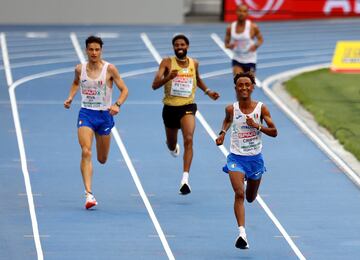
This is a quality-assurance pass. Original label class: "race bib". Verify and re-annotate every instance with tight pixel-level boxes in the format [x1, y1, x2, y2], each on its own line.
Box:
[81, 81, 106, 108]
[170, 69, 193, 97]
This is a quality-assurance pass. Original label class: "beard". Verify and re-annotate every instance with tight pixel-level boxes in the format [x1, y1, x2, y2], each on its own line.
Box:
[175, 49, 187, 60]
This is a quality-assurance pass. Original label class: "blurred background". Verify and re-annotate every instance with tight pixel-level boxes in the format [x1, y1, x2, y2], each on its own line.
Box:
[1, 0, 359, 25]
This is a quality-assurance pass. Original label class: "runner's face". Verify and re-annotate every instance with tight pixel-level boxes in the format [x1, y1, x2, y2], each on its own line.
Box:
[173, 39, 188, 59]
[235, 77, 253, 99]
[86, 43, 102, 62]
[236, 5, 248, 21]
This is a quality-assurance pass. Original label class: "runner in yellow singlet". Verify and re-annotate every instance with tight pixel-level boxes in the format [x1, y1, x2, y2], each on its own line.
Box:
[152, 34, 220, 195]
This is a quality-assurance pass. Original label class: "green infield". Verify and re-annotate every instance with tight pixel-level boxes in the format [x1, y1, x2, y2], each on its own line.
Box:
[285, 68, 360, 161]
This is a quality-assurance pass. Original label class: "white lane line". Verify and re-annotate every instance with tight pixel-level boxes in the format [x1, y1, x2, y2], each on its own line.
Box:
[0, 57, 77, 70]
[262, 63, 360, 187]
[211, 32, 306, 260]
[70, 33, 175, 260]
[210, 33, 263, 87]
[142, 32, 306, 260]
[1, 32, 44, 260]
[121, 67, 158, 78]
[70, 33, 86, 62]
[96, 32, 119, 39]
[1, 33, 14, 86]
[140, 33, 163, 63]
[26, 32, 49, 38]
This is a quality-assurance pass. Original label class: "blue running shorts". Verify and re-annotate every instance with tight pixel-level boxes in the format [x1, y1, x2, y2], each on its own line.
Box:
[77, 108, 114, 135]
[222, 153, 266, 180]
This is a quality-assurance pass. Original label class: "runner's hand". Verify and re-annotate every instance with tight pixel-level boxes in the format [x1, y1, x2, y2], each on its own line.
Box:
[64, 98, 72, 109]
[245, 116, 257, 128]
[216, 135, 225, 146]
[208, 91, 220, 100]
[168, 69, 178, 80]
[109, 104, 119, 116]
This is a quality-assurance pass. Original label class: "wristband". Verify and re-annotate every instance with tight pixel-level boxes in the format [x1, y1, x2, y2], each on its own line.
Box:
[115, 101, 121, 107]
[204, 89, 211, 95]
[258, 124, 262, 131]
[219, 130, 226, 135]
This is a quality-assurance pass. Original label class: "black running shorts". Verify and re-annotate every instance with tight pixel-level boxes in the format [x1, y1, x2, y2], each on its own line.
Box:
[162, 103, 197, 129]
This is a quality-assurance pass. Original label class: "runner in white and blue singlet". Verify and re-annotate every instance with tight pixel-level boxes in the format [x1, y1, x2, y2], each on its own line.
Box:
[64, 35, 128, 210]
[224, 4, 264, 76]
[216, 72, 277, 250]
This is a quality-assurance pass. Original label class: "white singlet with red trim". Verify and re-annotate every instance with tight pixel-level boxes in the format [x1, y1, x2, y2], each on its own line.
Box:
[80, 62, 111, 110]
[230, 101, 263, 155]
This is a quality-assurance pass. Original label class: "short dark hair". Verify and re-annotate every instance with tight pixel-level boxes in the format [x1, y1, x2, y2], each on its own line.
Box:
[85, 35, 103, 48]
[172, 34, 189, 46]
[233, 72, 256, 85]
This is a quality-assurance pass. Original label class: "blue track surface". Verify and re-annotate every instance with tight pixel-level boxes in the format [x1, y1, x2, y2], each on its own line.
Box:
[1, 19, 360, 259]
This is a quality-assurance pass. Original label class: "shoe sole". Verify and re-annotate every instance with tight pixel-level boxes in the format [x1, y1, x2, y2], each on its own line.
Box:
[179, 183, 191, 195]
[235, 236, 249, 249]
[85, 201, 97, 209]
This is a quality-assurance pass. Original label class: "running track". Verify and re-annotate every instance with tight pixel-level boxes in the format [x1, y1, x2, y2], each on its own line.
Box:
[1, 19, 360, 260]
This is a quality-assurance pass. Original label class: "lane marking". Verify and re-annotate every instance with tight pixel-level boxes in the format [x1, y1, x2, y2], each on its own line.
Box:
[1, 32, 13, 86]
[142, 32, 307, 260]
[96, 32, 119, 39]
[70, 32, 175, 260]
[131, 193, 155, 197]
[26, 32, 49, 39]
[1, 32, 44, 260]
[274, 235, 300, 238]
[148, 234, 176, 238]
[24, 235, 50, 238]
[140, 33, 163, 63]
[18, 193, 42, 196]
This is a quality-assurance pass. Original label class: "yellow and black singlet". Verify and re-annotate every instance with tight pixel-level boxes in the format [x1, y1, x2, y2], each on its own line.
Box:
[163, 56, 197, 106]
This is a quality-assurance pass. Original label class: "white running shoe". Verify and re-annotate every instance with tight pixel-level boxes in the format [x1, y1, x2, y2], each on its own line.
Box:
[85, 192, 98, 209]
[179, 180, 191, 195]
[170, 143, 180, 157]
[235, 234, 249, 249]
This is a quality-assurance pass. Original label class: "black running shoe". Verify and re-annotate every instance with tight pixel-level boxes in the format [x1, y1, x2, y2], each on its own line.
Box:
[179, 183, 191, 195]
[235, 234, 249, 249]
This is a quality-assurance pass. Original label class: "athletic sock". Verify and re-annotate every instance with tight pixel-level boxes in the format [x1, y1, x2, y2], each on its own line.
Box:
[239, 226, 246, 236]
[182, 172, 189, 183]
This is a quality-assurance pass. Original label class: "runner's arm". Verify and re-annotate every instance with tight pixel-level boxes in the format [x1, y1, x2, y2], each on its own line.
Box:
[216, 105, 233, 146]
[64, 64, 81, 109]
[152, 58, 177, 90]
[110, 64, 128, 107]
[259, 104, 277, 137]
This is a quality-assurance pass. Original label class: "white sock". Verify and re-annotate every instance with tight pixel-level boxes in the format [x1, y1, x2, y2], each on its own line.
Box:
[239, 226, 246, 236]
[182, 172, 189, 183]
